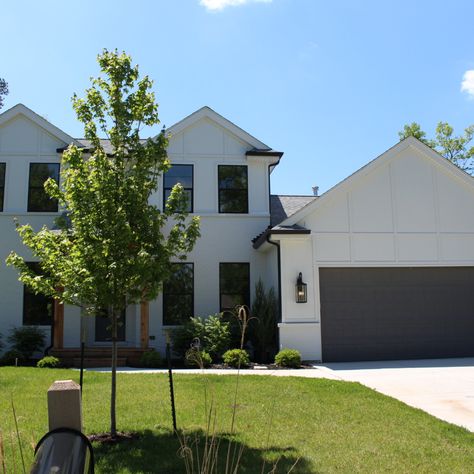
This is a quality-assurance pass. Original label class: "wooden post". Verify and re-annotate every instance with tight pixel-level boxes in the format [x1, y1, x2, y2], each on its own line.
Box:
[53, 299, 64, 349]
[140, 301, 149, 349]
[47, 380, 82, 432]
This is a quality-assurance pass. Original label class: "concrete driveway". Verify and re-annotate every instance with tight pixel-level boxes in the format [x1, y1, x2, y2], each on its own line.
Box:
[318, 358, 474, 432]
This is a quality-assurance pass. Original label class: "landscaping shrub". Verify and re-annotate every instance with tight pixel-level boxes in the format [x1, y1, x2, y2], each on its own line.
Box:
[223, 349, 250, 368]
[275, 348, 302, 368]
[0, 349, 26, 366]
[37, 356, 61, 368]
[185, 349, 212, 368]
[171, 314, 230, 360]
[7, 326, 46, 359]
[139, 350, 163, 368]
[249, 280, 278, 363]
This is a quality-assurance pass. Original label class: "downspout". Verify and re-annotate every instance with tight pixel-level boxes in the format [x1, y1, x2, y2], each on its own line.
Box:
[265, 233, 282, 323]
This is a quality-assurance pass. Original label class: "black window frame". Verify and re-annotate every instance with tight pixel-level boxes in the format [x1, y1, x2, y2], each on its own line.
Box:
[218, 165, 248, 214]
[0, 162, 5, 212]
[22, 262, 54, 326]
[219, 262, 250, 313]
[27, 162, 60, 212]
[163, 164, 194, 213]
[163, 263, 194, 326]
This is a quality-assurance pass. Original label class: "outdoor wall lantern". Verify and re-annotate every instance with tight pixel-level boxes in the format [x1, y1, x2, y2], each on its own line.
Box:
[295, 272, 307, 303]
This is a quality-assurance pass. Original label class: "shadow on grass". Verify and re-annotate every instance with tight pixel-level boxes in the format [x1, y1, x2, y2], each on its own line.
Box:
[93, 428, 312, 474]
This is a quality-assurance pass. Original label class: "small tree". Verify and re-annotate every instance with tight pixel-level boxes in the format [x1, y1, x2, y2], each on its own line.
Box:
[0, 78, 8, 109]
[6, 50, 200, 437]
[399, 121, 474, 173]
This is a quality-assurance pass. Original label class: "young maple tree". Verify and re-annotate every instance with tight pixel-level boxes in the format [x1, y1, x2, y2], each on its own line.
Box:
[6, 50, 200, 437]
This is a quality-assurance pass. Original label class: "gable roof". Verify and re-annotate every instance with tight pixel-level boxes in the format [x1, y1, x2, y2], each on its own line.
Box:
[270, 194, 317, 226]
[163, 106, 272, 150]
[0, 103, 80, 147]
[280, 136, 474, 227]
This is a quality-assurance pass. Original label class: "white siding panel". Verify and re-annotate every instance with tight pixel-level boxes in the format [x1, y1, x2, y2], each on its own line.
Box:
[304, 195, 349, 232]
[397, 234, 438, 261]
[183, 119, 224, 155]
[352, 233, 395, 261]
[314, 233, 351, 261]
[440, 234, 474, 261]
[392, 153, 436, 232]
[350, 166, 393, 232]
[0, 117, 39, 154]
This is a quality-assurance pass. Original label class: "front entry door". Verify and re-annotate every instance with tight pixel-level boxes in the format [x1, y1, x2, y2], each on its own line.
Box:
[95, 309, 126, 342]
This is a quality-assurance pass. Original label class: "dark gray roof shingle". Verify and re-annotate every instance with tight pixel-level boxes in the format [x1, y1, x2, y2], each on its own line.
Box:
[270, 194, 317, 226]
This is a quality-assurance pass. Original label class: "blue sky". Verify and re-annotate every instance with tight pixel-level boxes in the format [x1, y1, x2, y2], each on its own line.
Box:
[2, 0, 474, 195]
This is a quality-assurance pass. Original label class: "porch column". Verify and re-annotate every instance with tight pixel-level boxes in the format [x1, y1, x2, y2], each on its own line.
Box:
[140, 301, 149, 349]
[53, 299, 64, 349]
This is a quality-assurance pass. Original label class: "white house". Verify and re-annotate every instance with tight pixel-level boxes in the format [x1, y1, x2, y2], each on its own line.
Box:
[1, 103, 474, 364]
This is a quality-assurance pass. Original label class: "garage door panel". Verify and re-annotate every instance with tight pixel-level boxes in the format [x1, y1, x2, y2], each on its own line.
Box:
[320, 267, 474, 362]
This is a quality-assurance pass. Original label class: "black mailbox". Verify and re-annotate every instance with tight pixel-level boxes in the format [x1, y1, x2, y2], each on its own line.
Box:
[30, 428, 94, 474]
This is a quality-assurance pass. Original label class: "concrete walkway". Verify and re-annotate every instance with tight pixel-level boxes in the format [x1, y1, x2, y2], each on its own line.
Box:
[319, 358, 474, 432]
[89, 358, 474, 432]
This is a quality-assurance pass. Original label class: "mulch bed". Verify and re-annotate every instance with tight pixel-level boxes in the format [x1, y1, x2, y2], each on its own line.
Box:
[88, 431, 140, 444]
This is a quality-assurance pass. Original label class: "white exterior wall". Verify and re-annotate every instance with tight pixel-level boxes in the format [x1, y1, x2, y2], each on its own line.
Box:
[278, 144, 474, 361]
[0, 110, 276, 355]
[0, 115, 64, 348]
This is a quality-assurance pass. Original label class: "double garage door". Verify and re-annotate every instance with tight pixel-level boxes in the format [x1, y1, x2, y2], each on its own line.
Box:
[320, 267, 474, 362]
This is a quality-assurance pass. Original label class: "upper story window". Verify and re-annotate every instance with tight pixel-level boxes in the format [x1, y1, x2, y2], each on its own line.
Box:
[163, 263, 194, 325]
[28, 163, 60, 212]
[219, 262, 250, 312]
[218, 165, 248, 214]
[23, 262, 53, 325]
[164, 164, 193, 212]
[0, 163, 5, 212]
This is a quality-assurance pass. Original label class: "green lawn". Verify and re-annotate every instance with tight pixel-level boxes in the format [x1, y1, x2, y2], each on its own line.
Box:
[1, 367, 474, 473]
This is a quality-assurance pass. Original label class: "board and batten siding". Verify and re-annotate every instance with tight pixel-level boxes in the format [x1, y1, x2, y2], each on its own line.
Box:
[278, 143, 474, 360]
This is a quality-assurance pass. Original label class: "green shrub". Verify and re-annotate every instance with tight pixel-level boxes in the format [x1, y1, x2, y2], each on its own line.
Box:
[185, 349, 212, 368]
[275, 348, 302, 368]
[139, 350, 163, 368]
[8, 326, 46, 359]
[171, 314, 230, 360]
[37, 356, 61, 368]
[0, 349, 26, 366]
[223, 349, 250, 368]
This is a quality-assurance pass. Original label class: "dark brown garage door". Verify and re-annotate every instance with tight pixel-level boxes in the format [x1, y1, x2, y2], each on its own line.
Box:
[320, 267, 474, 362]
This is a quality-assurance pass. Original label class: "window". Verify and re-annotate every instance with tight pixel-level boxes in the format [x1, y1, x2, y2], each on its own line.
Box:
[0, 163, 5, 212]
[163, 164, 193, 212]
[28, 163, 60, 212]
[163, 263, 194, 325]
[219, 263, 250, 312]
[218, 165, 248, 213]
[23, 262, 53, 325]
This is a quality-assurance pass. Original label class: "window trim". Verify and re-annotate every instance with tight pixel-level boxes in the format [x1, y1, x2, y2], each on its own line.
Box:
[219, 262, 250, 313]
[0, 162, 5, 212]
[218, 165, 248, 214]
[27, 162, 60, 213]
[162, 262, 195, 326]
[163, 164, 194, 213]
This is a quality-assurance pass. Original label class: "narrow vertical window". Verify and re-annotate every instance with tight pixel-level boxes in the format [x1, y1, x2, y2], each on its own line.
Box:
[27, 163, 60, 212]
[218, 165, 248, 213]
[219, 263, 250, 312]
[163, 263, 194, 325]
[163, 164, 193, 212]
[23, 262, 54, 325]
[0, 163, 5, 212]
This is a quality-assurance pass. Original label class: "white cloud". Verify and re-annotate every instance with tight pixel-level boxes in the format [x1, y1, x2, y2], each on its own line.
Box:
[461, 70, 474, 98]
[200, 0, 272, 11]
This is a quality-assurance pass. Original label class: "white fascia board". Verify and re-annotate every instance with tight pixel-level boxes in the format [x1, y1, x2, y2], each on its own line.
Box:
[162, 106, 270, 150]
[280, 136, 474, 227]
[0, 103, 81, 147]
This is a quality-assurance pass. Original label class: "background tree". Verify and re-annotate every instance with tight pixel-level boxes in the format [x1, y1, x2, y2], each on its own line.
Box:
[399, 121, 474, 173]
[6, 50, 200, 438]
[0, 78, 8, 109]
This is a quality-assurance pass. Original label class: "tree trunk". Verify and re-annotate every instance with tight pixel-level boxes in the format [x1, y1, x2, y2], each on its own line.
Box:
[110, 306, 118, 437]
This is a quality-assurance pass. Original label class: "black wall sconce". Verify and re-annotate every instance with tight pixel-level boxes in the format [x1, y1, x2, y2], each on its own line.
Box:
[295, 272, 307, 303]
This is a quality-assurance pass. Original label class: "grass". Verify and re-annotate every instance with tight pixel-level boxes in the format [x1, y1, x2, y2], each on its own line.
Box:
[1, 367, 474, 473]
